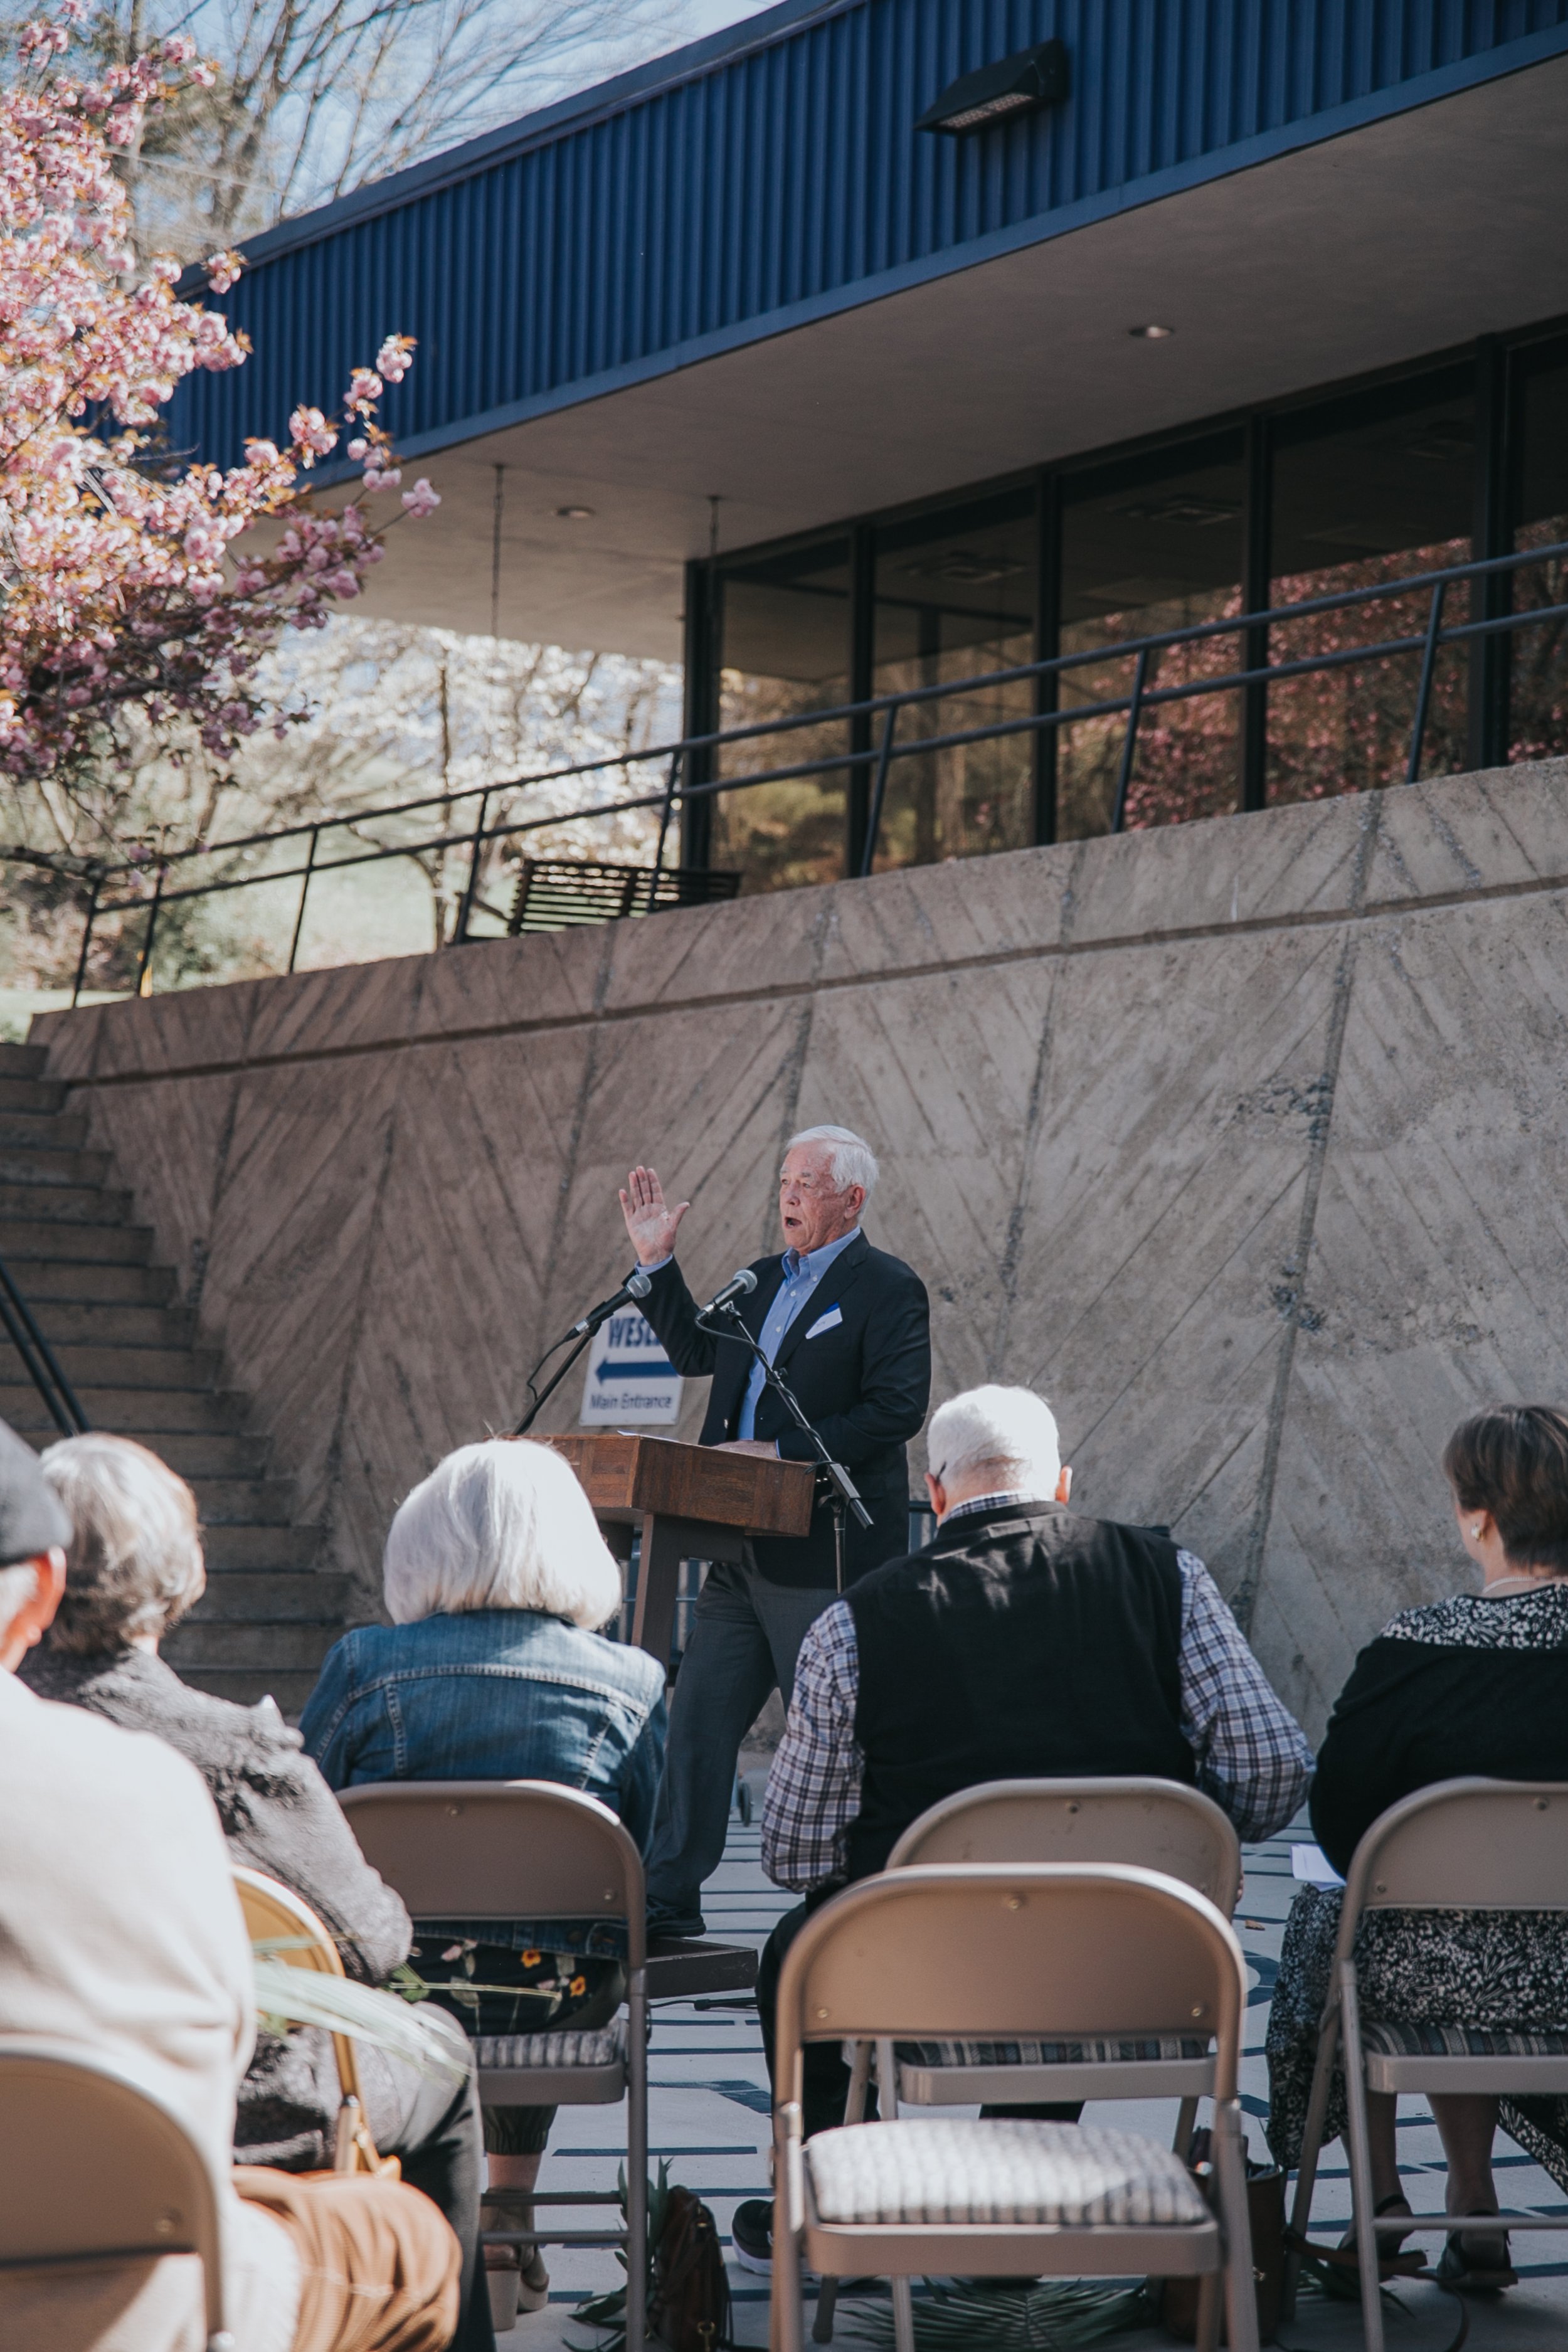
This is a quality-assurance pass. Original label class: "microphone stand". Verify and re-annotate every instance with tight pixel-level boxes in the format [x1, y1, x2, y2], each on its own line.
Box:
[695, 1300, 871, 1594]
[513, 1327, 596, 1438]
[514, 1277, 650, 1436]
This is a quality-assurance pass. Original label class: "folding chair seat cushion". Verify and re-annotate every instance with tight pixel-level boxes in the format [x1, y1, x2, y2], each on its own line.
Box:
[472, 2016, 629, 2102]
[474, 2018, 627, 2071]
[806, 2118, 1212, 2228]
[894, 2033, 1210, 2067]
[1360, 2021, 1568, 2060]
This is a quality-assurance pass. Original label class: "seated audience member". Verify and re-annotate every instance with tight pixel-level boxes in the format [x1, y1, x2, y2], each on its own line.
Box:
[0, 1414, 459, 2352]
[1268, 1404, 1568, 2297]
[302, 1438, 667, 2314]
[22, 1433, 494, 2352]
[733, 1383, 1311, 2272]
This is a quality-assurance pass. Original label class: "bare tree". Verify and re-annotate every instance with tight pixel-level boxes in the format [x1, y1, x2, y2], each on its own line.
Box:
[40, 0, 687, 255]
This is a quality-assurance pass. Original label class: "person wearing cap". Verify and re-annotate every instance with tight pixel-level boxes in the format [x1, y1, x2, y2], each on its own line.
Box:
[0, 1416, 460, 2352]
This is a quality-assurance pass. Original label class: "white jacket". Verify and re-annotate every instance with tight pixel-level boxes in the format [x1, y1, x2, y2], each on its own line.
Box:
[0, 1668, 300, 2352]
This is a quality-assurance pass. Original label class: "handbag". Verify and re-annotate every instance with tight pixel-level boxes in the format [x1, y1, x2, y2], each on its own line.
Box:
[650, 2185, 733, 2352]
[1157, 2127, 1285, 2344]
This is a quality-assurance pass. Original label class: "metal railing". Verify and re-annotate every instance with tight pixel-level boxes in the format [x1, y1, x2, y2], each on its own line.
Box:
[0, 1252, 90, 1435]
[34, 538, 1568, 1004]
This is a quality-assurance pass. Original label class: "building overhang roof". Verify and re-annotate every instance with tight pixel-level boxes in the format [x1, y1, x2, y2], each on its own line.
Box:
[173, 9, 1568, 657]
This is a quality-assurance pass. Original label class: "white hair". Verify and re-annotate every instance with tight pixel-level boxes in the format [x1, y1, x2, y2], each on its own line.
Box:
[38, 1434, 204, 1655]
[926, 1385, 1061, 1495]
[383, 1438, 623, 1631]
[785, 1124, 879, 1199]
[0, 1560, 39, 1646]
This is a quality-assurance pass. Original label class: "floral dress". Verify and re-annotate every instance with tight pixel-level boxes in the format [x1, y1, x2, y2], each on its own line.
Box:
[1266, 1583, 1568, 2191]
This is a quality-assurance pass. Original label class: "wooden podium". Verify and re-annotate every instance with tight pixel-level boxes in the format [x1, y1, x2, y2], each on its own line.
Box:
[543, 1433, 815, 1661]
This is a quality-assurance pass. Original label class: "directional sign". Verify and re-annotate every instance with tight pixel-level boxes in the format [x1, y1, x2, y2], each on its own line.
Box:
[580, 1308, 684, 1426]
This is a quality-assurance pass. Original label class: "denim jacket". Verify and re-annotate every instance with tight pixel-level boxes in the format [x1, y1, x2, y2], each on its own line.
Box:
[301, 1609, 667, 1955]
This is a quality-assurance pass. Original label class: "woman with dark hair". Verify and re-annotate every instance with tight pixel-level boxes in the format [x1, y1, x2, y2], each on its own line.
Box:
[1267, 1404, 1568, 2295]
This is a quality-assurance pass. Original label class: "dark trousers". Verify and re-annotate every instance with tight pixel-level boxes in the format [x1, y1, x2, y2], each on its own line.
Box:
[758, 1892, 1084, 2139]
[645, 1559, 839, 1928]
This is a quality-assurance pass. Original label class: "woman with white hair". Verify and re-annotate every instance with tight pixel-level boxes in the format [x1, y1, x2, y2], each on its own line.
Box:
[301, 1437, 666, 2319]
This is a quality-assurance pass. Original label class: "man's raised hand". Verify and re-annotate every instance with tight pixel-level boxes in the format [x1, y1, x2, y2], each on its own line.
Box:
[619, 1164, 690, 1268]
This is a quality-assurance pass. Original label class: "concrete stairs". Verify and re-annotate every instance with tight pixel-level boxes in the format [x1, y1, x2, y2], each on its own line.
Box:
[0, 1041, 344, 1714]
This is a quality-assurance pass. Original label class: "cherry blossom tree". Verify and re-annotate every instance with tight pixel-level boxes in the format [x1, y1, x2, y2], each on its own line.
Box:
[0, 6, 440, 889]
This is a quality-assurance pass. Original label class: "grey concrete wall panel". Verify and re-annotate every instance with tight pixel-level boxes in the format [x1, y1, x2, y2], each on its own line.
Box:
[31, 759, 1568, 1736]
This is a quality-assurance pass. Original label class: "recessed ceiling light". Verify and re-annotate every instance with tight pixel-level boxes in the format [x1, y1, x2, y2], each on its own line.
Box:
[557, 504, 595, 518]
[1128, 324, 1175, 340]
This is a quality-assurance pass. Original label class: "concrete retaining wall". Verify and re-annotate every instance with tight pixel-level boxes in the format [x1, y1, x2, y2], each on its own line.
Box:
[33, 758, 1568, 1739]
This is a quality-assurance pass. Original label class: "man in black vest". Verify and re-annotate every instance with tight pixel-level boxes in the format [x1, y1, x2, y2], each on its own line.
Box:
[729, 1382, 1311, 2272]
[620, 1125, 931, 1939]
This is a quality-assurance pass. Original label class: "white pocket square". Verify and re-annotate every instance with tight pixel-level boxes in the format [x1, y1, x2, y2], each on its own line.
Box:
[805, 1305, 843, 1339]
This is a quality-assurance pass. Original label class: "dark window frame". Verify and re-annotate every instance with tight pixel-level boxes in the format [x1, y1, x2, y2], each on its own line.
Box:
[691, 309, 1568, 874]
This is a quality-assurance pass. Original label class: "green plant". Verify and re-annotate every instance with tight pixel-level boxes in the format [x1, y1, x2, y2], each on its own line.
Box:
[569, 2161, 672, 2348]
[839, 2278, 1154, 2350]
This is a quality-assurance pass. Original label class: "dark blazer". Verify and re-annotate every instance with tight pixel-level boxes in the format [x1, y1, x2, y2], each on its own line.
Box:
[642, 1232, 931, 1589]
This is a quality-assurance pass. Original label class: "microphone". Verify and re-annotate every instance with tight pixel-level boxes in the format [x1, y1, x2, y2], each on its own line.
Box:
[700, 1267, 759, 1316]
[568, 1266, 654, 1339]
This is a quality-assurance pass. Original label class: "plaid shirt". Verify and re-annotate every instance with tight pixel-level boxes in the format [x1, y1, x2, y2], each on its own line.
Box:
[760, 1495, 1313, 1892]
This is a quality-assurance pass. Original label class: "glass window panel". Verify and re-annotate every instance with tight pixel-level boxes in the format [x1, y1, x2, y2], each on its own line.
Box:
[867, 489, 1036, 871]
[1057, 433, 1246, 839]
[1268, 374, 1473, 802]
[709, 539, 851, 894]
[1510, 338, 1568, 763]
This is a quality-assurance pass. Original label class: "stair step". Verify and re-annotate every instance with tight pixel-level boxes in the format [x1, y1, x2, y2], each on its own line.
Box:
[203, 1522, 324, 1571]
[1, 1259, 175, 1303]
[0, 1076, 66, 1113]
[0, 1044, 46, 1078]
[188, 1571, 352, 1623]
[0, 1181, 129, 1224]
[0, 1147, 110, 1190]
[0, 1217, 151, 1264]
[0, 1108, 88, 1150]
[45, 1342, 220, 1389]
[164, 1619, 341, 1672]
[177, 1668, 324, 1718]
[188, 1476, 297, 1524]
[21, 1298, 195, 1345]
[0, 1383, 243, 1435]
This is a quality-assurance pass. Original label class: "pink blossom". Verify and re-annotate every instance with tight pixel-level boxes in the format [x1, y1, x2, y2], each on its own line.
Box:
[288, 405, 336, 460]
[346, 438, 368, 460]
[363, 465, 400, 492]
[205, 248, 243, 294]
[401, 477, 440, 519]
[375, 335, 414, 383]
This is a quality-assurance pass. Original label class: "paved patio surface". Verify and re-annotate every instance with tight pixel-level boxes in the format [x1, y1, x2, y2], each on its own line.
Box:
[497, 1806, 1568, 2352]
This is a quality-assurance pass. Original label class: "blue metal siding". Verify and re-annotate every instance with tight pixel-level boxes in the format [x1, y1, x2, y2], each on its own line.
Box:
[174, 0, 1568, 467]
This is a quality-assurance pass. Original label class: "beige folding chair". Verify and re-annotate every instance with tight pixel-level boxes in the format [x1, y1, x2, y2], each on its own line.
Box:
[339, 1778, 647, 2352]
[234, 1864, 396, 2176]
[886, 1779, 1239, 2123]
[0, 2038, 231, 2351]
[772, 1862, 1258, 2352]
[814, 1778, 1244, 2339]
[1283, 1776, 1568, 2352]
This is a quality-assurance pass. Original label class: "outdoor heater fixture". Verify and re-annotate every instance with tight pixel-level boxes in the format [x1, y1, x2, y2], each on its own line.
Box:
[915, 36, 1069, 135]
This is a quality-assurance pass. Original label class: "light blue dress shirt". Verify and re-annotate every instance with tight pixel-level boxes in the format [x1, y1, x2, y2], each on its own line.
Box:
[638, 1228, 862, 1450]
[736, 1227, 862, 1440]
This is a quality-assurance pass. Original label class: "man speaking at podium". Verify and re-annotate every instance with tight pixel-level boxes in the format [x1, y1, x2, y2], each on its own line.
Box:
[619, 1125, 930, 1939]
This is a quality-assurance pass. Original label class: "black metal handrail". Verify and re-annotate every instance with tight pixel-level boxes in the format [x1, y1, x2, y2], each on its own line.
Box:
[0, 1252, 90, 1436]
[15, 534, 1565, 1002]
